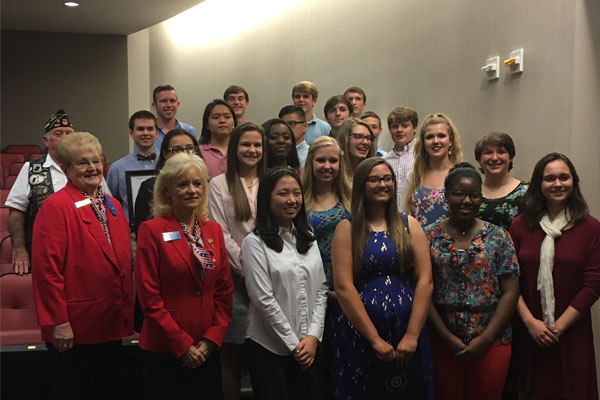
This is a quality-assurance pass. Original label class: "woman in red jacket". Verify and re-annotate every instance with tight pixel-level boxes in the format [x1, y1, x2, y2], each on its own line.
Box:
[135, 153, 233, 399]
[32, 132, 134, 399]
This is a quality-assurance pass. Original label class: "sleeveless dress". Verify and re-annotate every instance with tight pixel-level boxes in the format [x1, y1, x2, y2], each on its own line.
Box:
[478, 181, 528, 230]
[411, 186, 448, 229]
[331, 218, 435, 399]
[309, 203, 351, 290]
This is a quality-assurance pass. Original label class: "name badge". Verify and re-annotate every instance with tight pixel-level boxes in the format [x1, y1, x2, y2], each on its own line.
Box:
[162, 231, 182, 242]
[75, 198, 92, 208]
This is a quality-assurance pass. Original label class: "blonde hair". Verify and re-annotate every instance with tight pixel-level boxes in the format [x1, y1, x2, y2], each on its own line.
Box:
[302, 136, 351, 213]
[292, 81, 319, 100]
[152, 153, 209, 221]
[404, 113, 464, 210]
[55, 131, 102, 166]
[337, 118, 377, 180]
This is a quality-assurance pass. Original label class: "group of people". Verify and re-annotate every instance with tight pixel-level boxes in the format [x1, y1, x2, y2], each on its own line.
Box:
[3, 80, 599, 400]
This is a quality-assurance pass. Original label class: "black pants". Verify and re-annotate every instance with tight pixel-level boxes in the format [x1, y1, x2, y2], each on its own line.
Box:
[245, 339, 326, 400]
[47, 340, 123, 400]
[143, 349, 222, 399]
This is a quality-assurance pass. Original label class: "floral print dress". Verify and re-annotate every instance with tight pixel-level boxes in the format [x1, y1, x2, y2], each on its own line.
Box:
[411, 186, 448, 229]
[478, 181, 528, 230]
[424, 221, 520, 344]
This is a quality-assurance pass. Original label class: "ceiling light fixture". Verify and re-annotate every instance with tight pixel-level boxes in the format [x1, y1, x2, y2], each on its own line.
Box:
[64, 2, 79, 7]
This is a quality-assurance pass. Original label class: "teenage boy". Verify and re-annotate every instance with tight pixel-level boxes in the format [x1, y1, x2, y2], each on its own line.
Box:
[344, 86, 367, 117]
[291, 81, 329, 144]
[279, 105, 309, 168]
[324, 95, 353, 140]
[152, 84, 197, 150]
[383, 107, 418, 208]
[224, 85, 249, 124]
[360, 111, 386, 156]
[107, 110, 159, 222]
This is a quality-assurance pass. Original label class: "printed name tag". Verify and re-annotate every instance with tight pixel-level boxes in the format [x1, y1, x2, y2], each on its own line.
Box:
[75, 198, 92, 208]
[162, 231, 182, 242]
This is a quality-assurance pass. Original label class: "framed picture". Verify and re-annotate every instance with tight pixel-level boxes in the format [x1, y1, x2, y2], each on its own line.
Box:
[126, 170, 157, 223]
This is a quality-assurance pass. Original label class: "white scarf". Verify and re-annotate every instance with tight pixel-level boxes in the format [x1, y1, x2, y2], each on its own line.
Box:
[537, 208, 570, 326]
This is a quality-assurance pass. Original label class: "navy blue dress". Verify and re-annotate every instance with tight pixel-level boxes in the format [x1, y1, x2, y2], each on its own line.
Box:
[331, 228, 435, 399]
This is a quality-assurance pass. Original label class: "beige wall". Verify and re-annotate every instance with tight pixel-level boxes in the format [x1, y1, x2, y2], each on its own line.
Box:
[1, 30, 129, 162]
[132, 0, 598, 215]
[129, 0, 600, 387]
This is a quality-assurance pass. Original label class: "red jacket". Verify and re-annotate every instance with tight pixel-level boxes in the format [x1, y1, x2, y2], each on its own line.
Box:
[134, 215, 233, 357]
[32, 182, 134, 344]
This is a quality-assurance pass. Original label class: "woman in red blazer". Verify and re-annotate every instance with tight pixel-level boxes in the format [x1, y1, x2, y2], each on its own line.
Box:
[135, 152, 233, 399]
[31, 132, 134, 399]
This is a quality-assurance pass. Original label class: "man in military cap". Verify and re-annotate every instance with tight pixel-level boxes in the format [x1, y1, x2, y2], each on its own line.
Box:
[5, 110, 77, 274]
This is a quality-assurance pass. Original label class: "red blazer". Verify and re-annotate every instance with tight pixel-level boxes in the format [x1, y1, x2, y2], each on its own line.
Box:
[31, 182, 134, 344]
[134, 215, 233, 358]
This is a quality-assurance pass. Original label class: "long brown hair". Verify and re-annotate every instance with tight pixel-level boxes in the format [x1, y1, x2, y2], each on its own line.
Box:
[522, 152, 589, 229]
[351, 158, 414, 282]
[225, 122, 266, 221]
[337, 118, 377, 181]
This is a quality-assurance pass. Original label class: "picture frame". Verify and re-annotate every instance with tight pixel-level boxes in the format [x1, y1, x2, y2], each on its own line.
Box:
[125, 170, 157, 224]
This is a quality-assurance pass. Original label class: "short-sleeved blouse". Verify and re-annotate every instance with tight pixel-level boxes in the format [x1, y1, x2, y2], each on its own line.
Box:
[309, 203, 350, 290]
[478, 181, 528, 230]
[425, 221, 520, 344]
[411, 186, 448, 228]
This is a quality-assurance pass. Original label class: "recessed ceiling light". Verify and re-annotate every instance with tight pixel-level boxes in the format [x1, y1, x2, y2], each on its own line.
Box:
[64, 2, 79, 7]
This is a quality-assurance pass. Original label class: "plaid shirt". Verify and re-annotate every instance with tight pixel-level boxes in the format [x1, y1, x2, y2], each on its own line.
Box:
[383, 140, 416, 211]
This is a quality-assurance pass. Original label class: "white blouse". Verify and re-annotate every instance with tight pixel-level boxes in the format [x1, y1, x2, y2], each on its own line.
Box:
[241, 227, 328, 356]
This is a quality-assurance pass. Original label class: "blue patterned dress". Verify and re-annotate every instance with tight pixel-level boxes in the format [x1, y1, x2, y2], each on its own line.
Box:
[331, 226, 435, 399]
[411, 186, 448, 229]
[309, 203, 351, 290]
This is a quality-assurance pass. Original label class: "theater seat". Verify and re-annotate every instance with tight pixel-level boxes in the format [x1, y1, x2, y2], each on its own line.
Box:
[0, 189, 10, 207]
[28, 153, 46, 161]
[4, 175, 17, 189]
[0, 273, 43, 346]
[0, 263, 13, 275]
[1, 235, 12, 264]
[0, 154, 25, 179]
[3, 145, 41, 161]
[8, 162, 24, 177]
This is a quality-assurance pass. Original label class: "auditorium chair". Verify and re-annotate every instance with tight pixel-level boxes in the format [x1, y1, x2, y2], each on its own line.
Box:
[3, 145, 41, 162]
[1, 236, 12, 264]
[28, 153, 46, 161]
[0, 273, 42, 346]
[3, 176, 17, 190]
[0, 154, 25, 179]
[0, 189, 10, 207]
[8, 162, 24, 177]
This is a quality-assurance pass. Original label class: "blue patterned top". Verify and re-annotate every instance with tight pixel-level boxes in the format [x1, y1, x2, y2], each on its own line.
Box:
[478, 181, 528, 230]
[424, 221, 520, 344]
[309, 203, 350, 290]
[411, 186, 448, 228]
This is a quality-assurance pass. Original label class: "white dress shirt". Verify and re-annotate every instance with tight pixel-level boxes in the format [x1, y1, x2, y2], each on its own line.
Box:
[242, 227, 328, 355]
[5, 154, 111, 210]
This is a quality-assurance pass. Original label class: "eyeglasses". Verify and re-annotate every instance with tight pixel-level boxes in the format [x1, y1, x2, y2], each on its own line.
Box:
[366, 174, 393, 186]
[167, 145, 197, 155]
[450, 191, 482, 201]
[73, 158, 102, 169]
[285, 120, 305, 128]
[350, 133, 374, 142]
